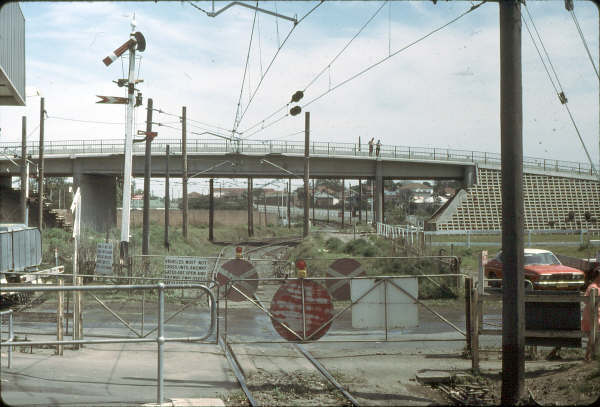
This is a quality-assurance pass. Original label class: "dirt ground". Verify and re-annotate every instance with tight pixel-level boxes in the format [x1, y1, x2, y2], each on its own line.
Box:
[415, 353, 600, 406]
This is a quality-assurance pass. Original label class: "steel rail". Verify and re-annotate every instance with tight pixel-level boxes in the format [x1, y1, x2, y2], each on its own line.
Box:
[218, 335, 258, 407]
[294, 343, 360, 406]
[250, 292, 361, 406]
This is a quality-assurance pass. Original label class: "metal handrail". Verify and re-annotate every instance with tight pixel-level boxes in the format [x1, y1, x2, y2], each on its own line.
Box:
[0, 138, 596, 178]
[0, 283, 216, 405]
[0, 309, 13, 368]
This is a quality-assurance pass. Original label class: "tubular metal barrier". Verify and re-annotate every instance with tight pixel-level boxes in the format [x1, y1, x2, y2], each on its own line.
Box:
[0, 309, 14, 368]
[0, 283, 216, 405]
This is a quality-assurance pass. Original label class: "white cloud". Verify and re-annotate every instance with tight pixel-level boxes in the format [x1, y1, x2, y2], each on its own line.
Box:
[0, 0, 598, 172]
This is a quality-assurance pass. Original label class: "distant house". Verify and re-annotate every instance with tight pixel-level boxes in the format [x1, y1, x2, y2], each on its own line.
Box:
[220, 188, 247, 199]
[398, 183, 434, 196]
[314, 191, 339, 207]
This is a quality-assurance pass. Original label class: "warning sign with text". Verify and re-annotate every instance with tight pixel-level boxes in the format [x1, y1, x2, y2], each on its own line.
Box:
[164, 256, 212, 282]
[95, 243, 114, 275]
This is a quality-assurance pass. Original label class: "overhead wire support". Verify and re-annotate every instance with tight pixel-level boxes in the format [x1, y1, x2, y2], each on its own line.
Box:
[234, 1, 325, 134]
[303, 0, 389, 93]
[301, 1, 487, 111]
[567, 8, 600, 80]
[191, 1, 298, 24]
[522, 4, 596, 172]
[240, 1, 484, 142]
[233, 2, 259, 133]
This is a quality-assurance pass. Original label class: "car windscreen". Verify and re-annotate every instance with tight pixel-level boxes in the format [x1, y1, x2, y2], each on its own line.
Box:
[524, 252, 560, 265]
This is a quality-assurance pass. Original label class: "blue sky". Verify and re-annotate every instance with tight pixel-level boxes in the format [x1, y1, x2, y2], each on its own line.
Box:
[0, 1, 599, 194]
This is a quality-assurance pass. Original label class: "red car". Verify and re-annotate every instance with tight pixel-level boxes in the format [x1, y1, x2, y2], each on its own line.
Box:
[485, 248, 585, 290]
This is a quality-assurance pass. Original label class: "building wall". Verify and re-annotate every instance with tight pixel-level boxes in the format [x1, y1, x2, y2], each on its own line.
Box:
[0, 2, 25, 105]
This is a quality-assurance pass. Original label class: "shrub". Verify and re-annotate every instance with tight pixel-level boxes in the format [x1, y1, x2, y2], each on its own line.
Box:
[325, 237, 344, 252]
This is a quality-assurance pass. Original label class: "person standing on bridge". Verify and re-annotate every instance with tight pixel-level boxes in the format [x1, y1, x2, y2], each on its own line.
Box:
[375, 139, 381, 157]
[368, 138, 374, 156]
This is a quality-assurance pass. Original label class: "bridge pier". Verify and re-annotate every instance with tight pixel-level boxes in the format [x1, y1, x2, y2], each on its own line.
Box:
[464, 166, 476, 188]
[73, 174, 117, 232]
[0, 175, 11, 189]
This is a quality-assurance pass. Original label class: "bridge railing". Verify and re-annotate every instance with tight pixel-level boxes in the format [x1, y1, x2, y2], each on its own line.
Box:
[1, 138, 596, 177]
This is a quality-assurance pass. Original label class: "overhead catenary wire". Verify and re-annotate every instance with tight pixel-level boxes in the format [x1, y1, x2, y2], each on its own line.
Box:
[242, 1, 486, 141]
[568, 8, 599, 80]
[234, 1, 325, 134]
[302, 1, 487, 110]
[522, 5, 596, 171]
[302, 0, 388, 93]
[233, 2, 259, 133]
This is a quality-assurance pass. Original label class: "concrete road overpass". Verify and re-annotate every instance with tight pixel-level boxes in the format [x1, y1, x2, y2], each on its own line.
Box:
[0, 138, 596, 230]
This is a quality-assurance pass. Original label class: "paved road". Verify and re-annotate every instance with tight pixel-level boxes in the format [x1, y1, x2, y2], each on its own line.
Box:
[0, 246, 507, 406]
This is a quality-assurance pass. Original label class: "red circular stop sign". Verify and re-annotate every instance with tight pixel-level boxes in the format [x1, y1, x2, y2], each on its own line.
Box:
[270, 280, 333, 341]
[216, 259, 258, 302]
[326, 258, 365, 300]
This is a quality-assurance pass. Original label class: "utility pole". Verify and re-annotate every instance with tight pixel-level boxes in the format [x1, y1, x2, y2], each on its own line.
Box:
[38, 97, 45, 230]
[303, 112, 310, 238]
[142, 98, 153, 256]
[209, 178, 214, 241]
[287, 178, 291, 230]
[247, 178, 254, 237]
[182, 106, 188, 240]
[341, 179, 345, 227]
[20, 116, 27, 225]
[500, 1, 525, 403]
[358, 178, 362, 224]
[312, 178, 315, 225]
[164, 145, 170, 250]
[263, 190, 267, 226]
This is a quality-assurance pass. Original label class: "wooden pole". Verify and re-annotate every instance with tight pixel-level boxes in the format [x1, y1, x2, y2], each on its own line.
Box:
[263, 190, 267, 226]
[358, 178, 362, 224]
[182, 106, 188, 240]
[287, 178, 291, 230]
[38, 97, 45, 230]
[164, 145, 170, 250]
[303, 112, 310, 238]
[142, 98, 153, 256]
[311, 178, 315, 225]
[209, 178, 214, 242]
[471, 285, 479, 372]
[465, 277, 472, 351]
[341, 179, 345, 227]
[500, 1, 525, 402]
[248, 178, 254, 237]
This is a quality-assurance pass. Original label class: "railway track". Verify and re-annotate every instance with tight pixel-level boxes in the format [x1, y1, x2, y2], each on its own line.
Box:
[218, 242, 360, 406]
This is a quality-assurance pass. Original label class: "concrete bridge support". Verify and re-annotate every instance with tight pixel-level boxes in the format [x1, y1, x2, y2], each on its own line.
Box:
[375, 159, 383, 224]
[74, 174, 117, 232]
[0, 175, 11, 189]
